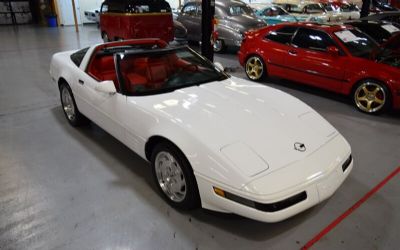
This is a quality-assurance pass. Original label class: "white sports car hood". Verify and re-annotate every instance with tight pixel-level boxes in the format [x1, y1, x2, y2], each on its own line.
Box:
[132, 77, 338, 177]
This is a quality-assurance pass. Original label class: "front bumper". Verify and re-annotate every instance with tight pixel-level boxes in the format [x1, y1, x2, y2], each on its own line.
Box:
[196, 135, 353, 223]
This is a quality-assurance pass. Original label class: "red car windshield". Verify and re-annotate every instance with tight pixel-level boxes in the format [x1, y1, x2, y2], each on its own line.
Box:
[334, 29, 379, 58]
[117, 47, 228, 95]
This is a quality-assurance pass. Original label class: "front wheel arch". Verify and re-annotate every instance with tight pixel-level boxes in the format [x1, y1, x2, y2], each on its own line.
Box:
[146, 136, 201, 209]
[58, 77, 69, 90]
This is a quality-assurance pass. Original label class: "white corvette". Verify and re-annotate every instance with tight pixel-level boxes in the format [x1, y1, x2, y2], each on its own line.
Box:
[50, 39, 353, 223]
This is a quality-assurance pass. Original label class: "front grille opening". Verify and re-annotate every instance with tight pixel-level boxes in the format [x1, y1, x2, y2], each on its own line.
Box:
[254, 191, 307, 212]
[342, 155, 352, 172]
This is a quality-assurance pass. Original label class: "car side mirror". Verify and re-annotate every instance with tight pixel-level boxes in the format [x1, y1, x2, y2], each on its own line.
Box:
[214, 62, 224, 72]
[327, 46, 340, 56]
[95, 80, 116, 94]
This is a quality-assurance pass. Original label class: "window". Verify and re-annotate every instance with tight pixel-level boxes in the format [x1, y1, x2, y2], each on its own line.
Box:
[182, 4, 197, 15]
[323, 4, 334, 12]
[229, 5, 254, 16]
[282, 4, 303, 14]
[266, 26, 297, 45]
[349, 4, 360, 12]
[355, 24, 393, 44]
[263, 7, 287, 16]
[334, 29, 378, 58]
[292, 28, 335, 52]
[304, 4, 325, 14]
[341, 4, 351, 12]
[107, 0, 126, 13]
[117, 47, 228, 96]
[101, 3, 109, 13]
[70, 47, 89, 67]
[127, 4, 150, 13]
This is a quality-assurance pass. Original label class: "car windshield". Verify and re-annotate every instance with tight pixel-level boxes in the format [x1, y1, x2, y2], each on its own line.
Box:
[334, 29, 379, 58]
[229, 5, 254, 16]
[117, 47, 228, 95]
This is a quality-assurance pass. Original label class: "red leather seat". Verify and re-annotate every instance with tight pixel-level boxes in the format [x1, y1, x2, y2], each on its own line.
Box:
[88, 55, 119, 90]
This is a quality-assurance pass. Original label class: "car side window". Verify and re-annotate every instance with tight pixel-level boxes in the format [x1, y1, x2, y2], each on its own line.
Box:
[101, 2, 109, 13]
[70, 47, 89, 67]
[341, 4, 350, 12]
[87, 52, 120, 91]
[265, 26, 298, 45]
[182, 4, 196, 15]
[349, 4, 360, 11]
[292, 28, 335, 52]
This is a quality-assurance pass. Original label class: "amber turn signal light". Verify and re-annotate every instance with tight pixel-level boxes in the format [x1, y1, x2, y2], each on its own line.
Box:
[213, 187, 226, 197]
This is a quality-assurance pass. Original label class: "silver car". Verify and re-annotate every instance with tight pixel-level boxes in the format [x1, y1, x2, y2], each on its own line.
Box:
[177, 0, 266, 52]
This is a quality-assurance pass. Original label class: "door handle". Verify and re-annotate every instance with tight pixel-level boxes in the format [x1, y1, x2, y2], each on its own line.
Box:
[288, 50, 297, 55]
[78, 79, 84, 85]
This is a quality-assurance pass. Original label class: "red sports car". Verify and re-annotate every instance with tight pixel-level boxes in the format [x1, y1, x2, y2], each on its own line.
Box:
[238, 23, 400, 114]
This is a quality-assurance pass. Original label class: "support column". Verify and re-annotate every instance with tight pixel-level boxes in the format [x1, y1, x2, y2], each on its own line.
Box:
[201, 0, 215, 61]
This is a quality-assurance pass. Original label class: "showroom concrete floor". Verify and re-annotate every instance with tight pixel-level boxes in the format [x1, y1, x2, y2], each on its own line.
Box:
[0, 25, 399, 250]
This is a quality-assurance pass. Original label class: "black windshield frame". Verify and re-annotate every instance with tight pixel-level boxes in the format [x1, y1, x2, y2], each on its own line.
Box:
[115, 46, 229, 96]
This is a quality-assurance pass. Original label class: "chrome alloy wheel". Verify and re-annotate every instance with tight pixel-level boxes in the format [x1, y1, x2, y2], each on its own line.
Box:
[246, 56, 264, 80]
[61, 87, 76, 121]
[155, 151, 187, 202]
[354, 82, 386, 113]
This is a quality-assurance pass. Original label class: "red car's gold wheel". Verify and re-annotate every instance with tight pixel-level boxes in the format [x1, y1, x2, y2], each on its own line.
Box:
[354, 81, 388, 114]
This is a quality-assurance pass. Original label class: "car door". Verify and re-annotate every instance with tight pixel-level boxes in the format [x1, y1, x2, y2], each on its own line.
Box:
[284, 28, 346, 91]
[261, 26, 298, 76]
[75, 56, 126, 142]
[177, 3, 199, 41]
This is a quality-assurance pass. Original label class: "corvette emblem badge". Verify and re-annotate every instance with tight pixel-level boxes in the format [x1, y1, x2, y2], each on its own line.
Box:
[294, 142, 306, 152]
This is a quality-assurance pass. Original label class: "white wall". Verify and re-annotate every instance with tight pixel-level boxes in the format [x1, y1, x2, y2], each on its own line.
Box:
[78, 0, 103, 23]
[56, 0, 103, 25]
[56, 0, 82, 25]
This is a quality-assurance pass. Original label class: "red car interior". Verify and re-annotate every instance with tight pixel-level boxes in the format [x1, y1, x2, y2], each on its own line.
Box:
[87, 47, 196, 94]
[121, 55, 193, 93]
[86, 39, 171, 92]
[88, 55, 118, 88]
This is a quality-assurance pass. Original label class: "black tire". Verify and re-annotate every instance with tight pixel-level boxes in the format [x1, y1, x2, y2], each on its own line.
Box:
[151, 142, 200, 210]
[245, 55, 266, 81]
[213, 39, 226, 53]
[59, 82, 89, 126]
[352, 80, 391, 115]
